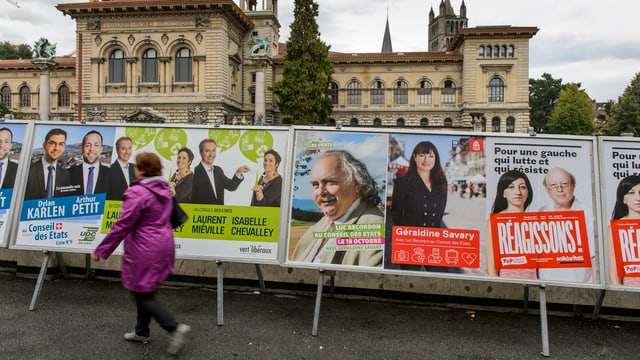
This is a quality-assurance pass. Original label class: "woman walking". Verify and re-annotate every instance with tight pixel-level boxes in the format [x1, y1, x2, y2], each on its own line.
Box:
[91, 152, 190, 355]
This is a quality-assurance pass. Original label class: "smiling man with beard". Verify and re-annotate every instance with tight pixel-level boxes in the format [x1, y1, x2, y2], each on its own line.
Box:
[291, 150, 384, 267]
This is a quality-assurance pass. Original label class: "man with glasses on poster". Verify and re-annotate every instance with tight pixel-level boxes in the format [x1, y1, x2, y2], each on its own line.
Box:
[25, 128, 72, 200]
[538, 167, 595, 282]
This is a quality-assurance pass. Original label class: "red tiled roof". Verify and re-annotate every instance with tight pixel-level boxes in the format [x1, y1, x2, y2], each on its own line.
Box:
[273, 43, 462, 64]
[0, 57, 76, 70]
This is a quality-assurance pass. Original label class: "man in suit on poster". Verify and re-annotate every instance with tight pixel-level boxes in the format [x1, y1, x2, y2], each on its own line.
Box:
[106, 136, 137, 200]
[25, 128, 72, 200]
[69, 130, 110, 196]
[538, 167, 596, 282]
[191, 138, 250, 205]
[291, 150, 384, 267]
[0, 127, 18, 189]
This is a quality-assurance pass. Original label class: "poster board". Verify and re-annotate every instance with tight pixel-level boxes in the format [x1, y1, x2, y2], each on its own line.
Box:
[11, 122, 290, 264]
[0, 121, 31, 248]
[600, 137, 640, 290]
[285, 128, 602, 288]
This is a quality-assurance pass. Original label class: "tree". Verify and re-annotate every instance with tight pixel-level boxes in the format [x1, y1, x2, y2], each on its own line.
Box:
[546, 83, 595, 135]
[0, 102, 16, 119]
[529, 73, 564, 132]
[271, 0, 333, 125]
[607, 72, 640, 136]
[0, 41, 32, 59]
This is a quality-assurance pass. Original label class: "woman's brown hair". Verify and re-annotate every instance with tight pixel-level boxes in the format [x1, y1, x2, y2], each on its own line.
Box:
[135, 152, 163, 177]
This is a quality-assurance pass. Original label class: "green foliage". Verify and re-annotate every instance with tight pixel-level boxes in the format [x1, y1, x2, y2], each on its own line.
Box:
[271, 0, 334, 125]
[529, 73, 564, 132]
[0, 102, 16, 119]
[607, 73, 640, 136]
[0, 41, 32, 59]
[547, 83, 595, 135]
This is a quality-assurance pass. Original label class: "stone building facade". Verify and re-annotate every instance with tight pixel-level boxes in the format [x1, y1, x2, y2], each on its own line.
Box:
[0, 0, 537, 133]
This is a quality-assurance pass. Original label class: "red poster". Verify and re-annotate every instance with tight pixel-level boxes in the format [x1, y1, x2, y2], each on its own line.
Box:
[490, 211, 591, 270]
[391, 226, 480, 268]
[610, 219, 640, 278]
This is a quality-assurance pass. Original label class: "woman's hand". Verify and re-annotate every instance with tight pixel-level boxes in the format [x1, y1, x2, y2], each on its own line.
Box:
[90, 253, 100, 261]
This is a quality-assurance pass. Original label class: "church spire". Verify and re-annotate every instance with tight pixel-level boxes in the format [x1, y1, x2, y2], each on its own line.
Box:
[381, 9, 393, 53]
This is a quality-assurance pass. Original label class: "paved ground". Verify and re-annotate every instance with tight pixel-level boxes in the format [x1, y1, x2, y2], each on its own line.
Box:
[1, 272, 640, 360]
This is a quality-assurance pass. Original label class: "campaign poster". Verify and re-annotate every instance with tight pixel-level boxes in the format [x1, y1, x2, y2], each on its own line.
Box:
[17, 124, 115, 250]
[287, 130, 387, 268]
[102, 126, 288, 262]
[484, 136, 597, 284]
[601, 139, 640, 287]
[0, 123, 27, 246]
[385, 134, 485, 274]
[15, 123, 288, 263]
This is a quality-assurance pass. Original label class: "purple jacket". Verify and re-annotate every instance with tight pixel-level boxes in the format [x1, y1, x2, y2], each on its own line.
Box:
[94, 176, 175, 293]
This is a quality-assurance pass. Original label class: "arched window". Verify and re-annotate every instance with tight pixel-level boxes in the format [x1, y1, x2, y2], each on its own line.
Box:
[327, 119, 336, 127]
[370, 80, 385, 105]
[492, 117, 501, 132]
[326, 81, 339, 105]
[0, 86, 10, 108]
[481, 117, 487, 132]
[444, 118, 453, 127]
[486, 44, 492, 58]
[478, 46, 485, 58]
[420, 118, 429, 127]
[109, 49, 125, 83]
[488, 77, 504, 102]
[501, 45, 507, 58]
[142, 48, 158, 83]
[506, 116, 515, 133]
[373, 118, 382, 127]
[417, 80, 432, 104]
[349, 118, 358, 127]
[175, 48, 192, 82]
[508, 45, 515, 57]
[58, 85, 70, 107]
[441, 80, 456, 104]
[346, 80, 361, 105]
[393, 80, 408, 105]
[396, 118, 405, 127]
[19, 86, 30, 108]
[493, 45, 499, 58]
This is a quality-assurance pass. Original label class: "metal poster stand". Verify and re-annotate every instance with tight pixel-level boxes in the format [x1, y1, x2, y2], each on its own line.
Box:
[214, 262, 269, 326]
[592, 289, 607, 320]
[309, 271, 550, 356]
[29, 250, 67, 311]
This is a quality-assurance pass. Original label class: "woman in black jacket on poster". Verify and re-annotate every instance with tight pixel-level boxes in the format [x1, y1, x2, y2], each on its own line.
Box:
[391, 141, 454, 272]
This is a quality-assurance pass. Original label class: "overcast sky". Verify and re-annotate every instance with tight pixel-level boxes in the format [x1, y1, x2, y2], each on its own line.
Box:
[1, 0, 638, 102]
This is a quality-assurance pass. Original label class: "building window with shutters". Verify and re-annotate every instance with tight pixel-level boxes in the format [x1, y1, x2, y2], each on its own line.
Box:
[109, 49, 125, 83]
[175, 48, 192, 83]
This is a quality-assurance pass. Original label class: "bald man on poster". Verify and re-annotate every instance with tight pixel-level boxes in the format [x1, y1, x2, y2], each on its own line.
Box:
[291, 150, 384, 267]
[538, 167, 596, 283]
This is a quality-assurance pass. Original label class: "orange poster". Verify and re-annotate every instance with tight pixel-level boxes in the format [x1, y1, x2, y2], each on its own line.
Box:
[610, 219, 640, 278]
[490, 211, 591, 270]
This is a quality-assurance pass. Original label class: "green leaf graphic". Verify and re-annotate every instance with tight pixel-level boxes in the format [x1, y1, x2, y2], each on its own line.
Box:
[154, 128, 188, 160]
[208, 129, 241, 152]
[238, 130, 274, 163]
[125, 127, 157, 150]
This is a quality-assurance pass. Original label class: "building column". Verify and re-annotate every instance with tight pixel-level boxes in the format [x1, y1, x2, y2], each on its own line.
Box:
[255, 71, 265, 124]
[32, 59, 57, 121]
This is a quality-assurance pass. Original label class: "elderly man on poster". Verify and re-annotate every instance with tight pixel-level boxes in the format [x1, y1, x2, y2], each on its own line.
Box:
[537, 167, 596, 282]
[291, 150, 384, 267]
